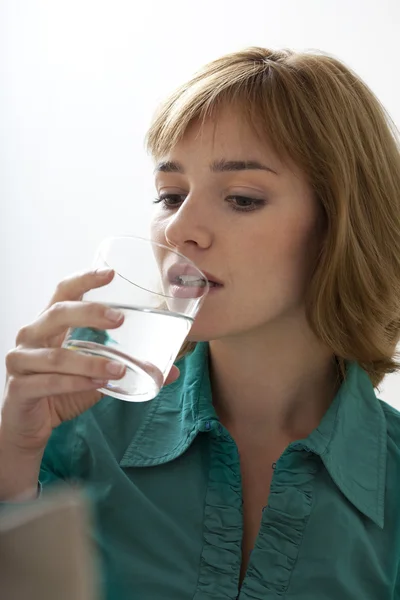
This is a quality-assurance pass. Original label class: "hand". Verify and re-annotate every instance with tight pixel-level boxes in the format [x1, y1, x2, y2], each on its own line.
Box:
[1, 269, 180, 454]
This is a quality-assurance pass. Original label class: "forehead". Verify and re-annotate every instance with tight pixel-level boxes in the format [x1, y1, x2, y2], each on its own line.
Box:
[156, 106, 291, 179]
[176, 107, 275, 158]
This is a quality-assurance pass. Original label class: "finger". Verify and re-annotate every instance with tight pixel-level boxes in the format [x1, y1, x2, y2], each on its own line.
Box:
[45, 268, 115, 309]
[6, 373, 106, 402]
[165, 365, 180, 386]
[6, 347, 126, 380]
[16, 301, 124, 347]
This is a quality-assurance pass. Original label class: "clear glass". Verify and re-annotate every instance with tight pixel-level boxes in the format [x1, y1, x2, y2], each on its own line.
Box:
[63, 236, 209, 402]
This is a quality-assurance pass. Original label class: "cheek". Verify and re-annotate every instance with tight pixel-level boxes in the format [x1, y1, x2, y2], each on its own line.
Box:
[268, 213, 318, 266]
[247, 218, 311, 268]
[149, 217, 174, 281]
[150, 214, 168, 245]
[238, 218, 317, 300]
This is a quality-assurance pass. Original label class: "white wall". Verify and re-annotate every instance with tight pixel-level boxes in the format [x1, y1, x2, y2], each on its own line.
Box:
[1, 0, 399, 404]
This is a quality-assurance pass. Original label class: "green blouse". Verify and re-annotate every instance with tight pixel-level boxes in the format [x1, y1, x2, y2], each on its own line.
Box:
[36, 342, 400, 598]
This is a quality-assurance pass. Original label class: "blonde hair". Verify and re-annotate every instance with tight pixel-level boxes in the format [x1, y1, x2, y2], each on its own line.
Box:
[146, 48, 400, 388]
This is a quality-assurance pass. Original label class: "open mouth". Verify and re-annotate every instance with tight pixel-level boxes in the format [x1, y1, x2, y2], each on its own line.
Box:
[166, 263, 222, 298]
[174, 274, 208, 288]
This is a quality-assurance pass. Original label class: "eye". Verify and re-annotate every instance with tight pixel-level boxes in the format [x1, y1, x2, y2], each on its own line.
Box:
[226, 195, 266, 212]
[153, 193, 186, 209]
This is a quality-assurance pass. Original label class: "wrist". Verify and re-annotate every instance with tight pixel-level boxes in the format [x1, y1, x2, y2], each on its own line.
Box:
[0, 430, 44, 501]
[0, 405, 49, 456]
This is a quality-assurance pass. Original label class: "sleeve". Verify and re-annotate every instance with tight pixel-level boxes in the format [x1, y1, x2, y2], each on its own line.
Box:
[39, 419, 79, 489]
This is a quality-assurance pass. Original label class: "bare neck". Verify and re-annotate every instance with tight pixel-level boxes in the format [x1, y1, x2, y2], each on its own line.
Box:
[209, 313, 340, 445]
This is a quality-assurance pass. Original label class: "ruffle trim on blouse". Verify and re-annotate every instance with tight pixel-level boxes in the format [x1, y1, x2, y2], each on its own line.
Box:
[240, 447, 320, 599]
[194, 427, 243, 599]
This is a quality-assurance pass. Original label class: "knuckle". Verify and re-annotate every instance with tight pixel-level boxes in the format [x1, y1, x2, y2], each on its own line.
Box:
[54, 278, 69, 297]
[5, 348, 20, 372]
[6, 375, 22, 397]
[85, 302, 105, 321]
[55, 271, 93, 299]
[97, 303, 110, 319]
[46, 348, 63, 368]
[15, 325, 31, 346]
[48, 301, 65, 318]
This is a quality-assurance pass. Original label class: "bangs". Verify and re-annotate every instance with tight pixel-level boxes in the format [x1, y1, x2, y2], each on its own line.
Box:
[145, 58, 299, 166]
[145, 47, 400, 386]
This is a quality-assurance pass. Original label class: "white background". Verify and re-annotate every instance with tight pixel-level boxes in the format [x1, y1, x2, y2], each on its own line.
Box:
[1, 0, 399, 405]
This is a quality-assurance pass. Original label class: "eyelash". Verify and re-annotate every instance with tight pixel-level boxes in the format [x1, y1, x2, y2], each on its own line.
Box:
[153, 194, 266, 213]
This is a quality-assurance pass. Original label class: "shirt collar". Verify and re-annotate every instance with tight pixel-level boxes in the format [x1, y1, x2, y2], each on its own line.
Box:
[120, 342, 387, 528]
[302, 361, 387, 528]
[119, 342, 215, 468]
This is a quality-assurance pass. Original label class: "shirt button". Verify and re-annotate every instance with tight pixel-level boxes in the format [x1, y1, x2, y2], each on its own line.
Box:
[205, 421, 211, 431]
[217, 424, 223, 433]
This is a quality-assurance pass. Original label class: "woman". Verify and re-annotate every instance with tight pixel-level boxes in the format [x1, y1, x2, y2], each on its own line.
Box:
[1, 47, 400, 599]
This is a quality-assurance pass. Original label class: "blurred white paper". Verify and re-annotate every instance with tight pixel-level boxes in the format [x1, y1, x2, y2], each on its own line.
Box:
[0, 487, 101, 600]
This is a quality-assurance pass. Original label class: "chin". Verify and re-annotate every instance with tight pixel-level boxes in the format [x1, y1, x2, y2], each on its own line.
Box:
[186, 319, 224, 343]
[187, 309, 282, 343]
[186, 330, 215, 343]
[186, 315, 243, 342]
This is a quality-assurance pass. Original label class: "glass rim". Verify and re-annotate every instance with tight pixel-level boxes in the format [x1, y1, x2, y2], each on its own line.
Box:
[96, 235, 210, 300]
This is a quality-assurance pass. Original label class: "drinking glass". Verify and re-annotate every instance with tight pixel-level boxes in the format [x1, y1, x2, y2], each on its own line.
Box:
[63, 236, 209, 401]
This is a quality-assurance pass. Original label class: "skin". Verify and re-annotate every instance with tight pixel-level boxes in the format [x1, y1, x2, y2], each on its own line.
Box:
[151, 106, 338, 433]
[152, 106, 340, 581]
[0, 102, 340, 585]
[0, 269, 179, 500]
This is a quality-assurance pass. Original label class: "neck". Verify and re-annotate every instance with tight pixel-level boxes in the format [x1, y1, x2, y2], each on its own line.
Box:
[209, 312, 340, 444]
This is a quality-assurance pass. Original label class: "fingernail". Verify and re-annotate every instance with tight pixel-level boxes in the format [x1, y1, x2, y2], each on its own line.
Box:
[106, 361, 125, 376]
[95, 268, 113, 277]
[92, 379, 108, 386]
[105, 308, 124, 322]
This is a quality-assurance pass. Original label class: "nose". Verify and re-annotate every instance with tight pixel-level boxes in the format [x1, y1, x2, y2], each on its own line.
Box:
[164, 195, 213, 253]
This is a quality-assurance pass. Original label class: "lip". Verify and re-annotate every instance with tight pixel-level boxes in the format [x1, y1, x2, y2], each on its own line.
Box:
[199, 270, 224, 287]
[166, 262, 210, 299]
[167, 263, 206, 284]
[166, 264, 223, 287]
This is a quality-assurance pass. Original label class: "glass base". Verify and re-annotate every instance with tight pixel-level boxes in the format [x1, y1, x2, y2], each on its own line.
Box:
[64, 340, 162, 402]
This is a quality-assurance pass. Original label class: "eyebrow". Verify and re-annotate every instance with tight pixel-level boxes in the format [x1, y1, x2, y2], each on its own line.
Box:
[155, 159, 278, 175]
